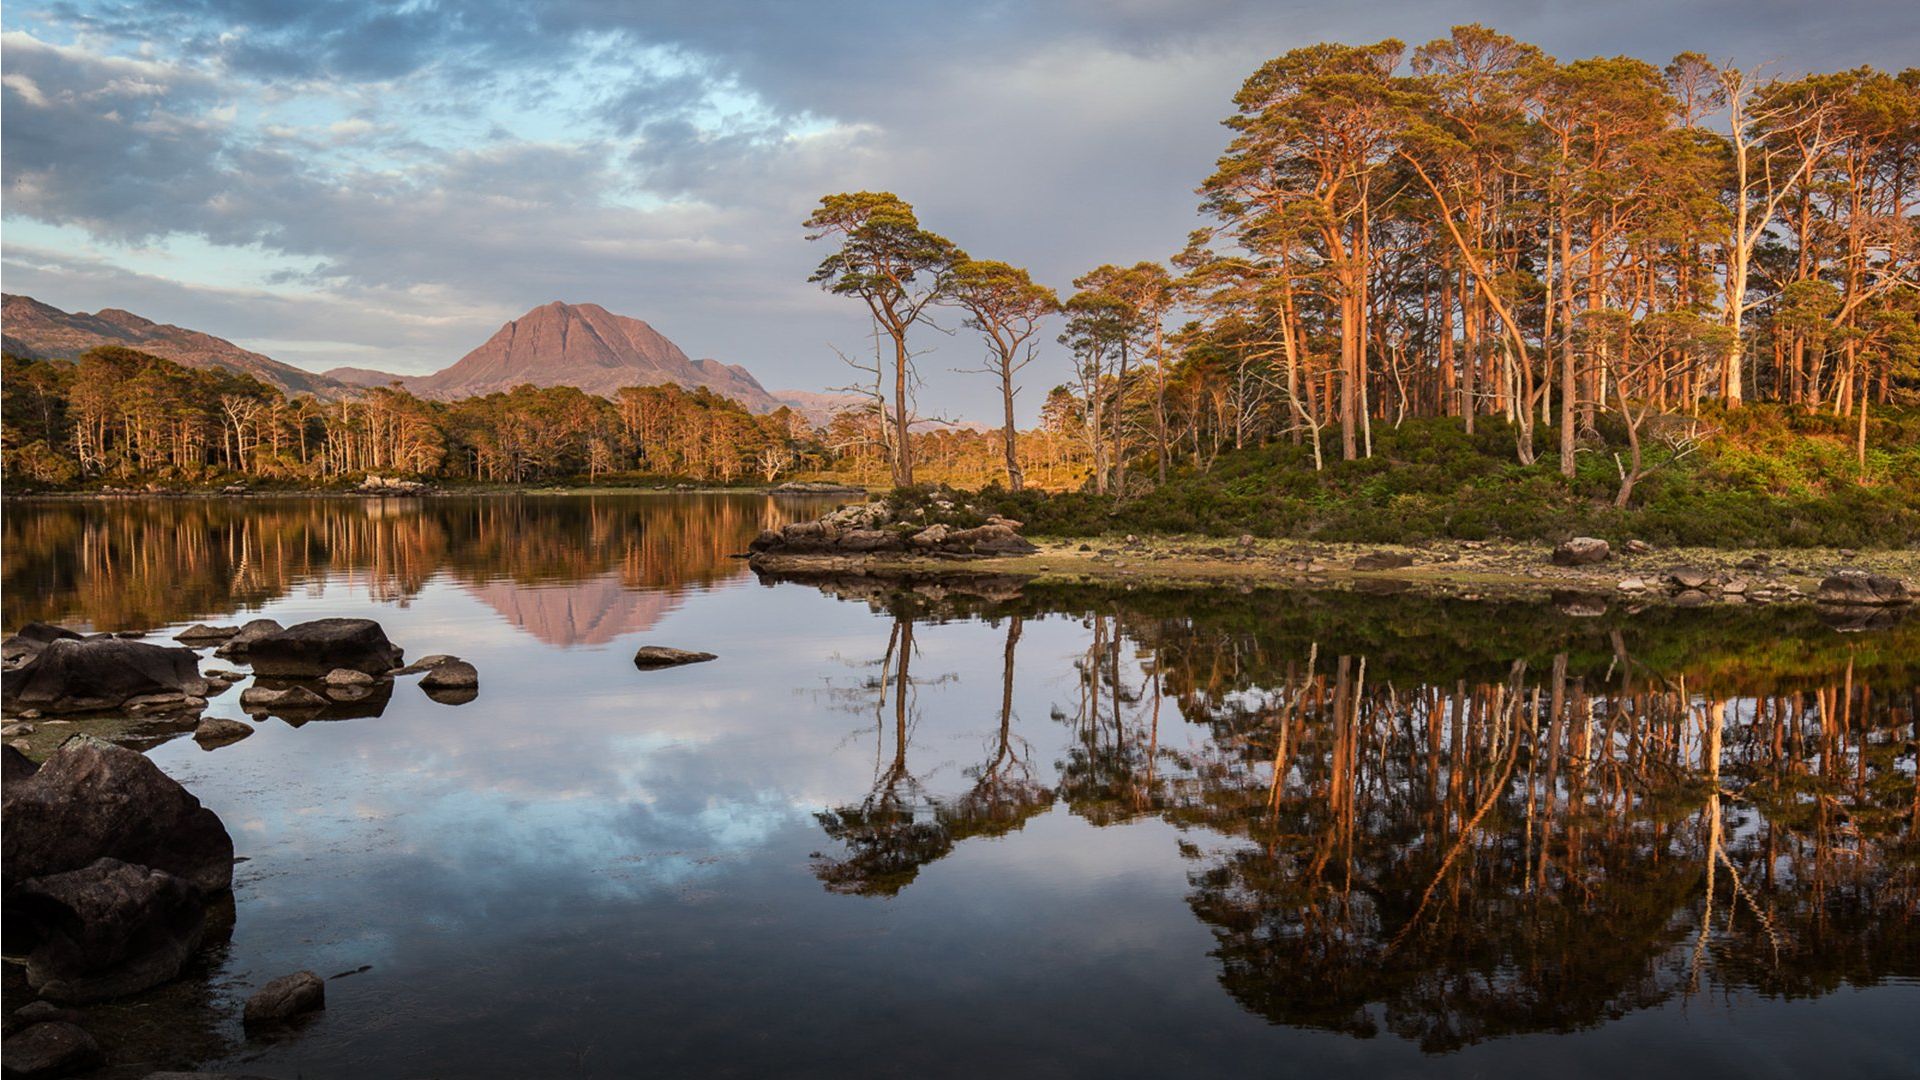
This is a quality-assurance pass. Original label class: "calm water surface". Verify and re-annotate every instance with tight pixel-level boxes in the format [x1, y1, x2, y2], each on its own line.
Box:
[5, 495, 1918, 1078]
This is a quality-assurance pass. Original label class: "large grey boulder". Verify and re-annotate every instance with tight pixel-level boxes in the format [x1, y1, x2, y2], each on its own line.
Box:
[8, 858, 207, 1002]
[2, 638, 211, 716]
[1, 737, 234, 895]
[243, 619, 403, 677]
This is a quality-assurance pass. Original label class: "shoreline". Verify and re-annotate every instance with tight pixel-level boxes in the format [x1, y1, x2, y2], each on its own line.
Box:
[750, 535, 1920, 608]
[3, 482, 874, 501]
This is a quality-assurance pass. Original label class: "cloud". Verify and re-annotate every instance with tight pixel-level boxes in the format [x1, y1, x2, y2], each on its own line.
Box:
[4, 1, 1918, 419]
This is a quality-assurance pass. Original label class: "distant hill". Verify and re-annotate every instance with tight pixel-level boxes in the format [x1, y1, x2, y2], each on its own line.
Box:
[1, 293, 352, 399]
[379, 301, 784, 411]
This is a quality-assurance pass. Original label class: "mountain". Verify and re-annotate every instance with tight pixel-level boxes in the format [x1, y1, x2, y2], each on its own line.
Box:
[1, 293, 351, 399]
[771, 388, 865, 425]
[396, 301, 783, 411]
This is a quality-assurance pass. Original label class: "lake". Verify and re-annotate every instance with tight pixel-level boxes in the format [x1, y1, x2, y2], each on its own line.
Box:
[4, 494, 1917, 1078]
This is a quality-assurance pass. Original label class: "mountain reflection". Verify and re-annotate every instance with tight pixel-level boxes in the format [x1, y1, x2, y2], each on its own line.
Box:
[2, 494, 835, 635]
[809, 586, 1920, 1051]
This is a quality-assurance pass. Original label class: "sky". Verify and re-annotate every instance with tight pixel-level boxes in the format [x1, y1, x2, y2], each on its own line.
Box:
[4, 1, 1918, 422]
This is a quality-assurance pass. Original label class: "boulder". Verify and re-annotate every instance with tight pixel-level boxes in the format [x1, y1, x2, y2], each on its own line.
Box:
[0, 1021, 104, 1078]
[2, 638, 211, 716]
[243, 619, 403, 677]
[1550, 537, 1611, 566]
[1816, 571, 1912, 607]
[835, 529, 905, 553]
[238, 686, 330, 713]
[392, 654, 461, 676]
[1668, 567, 1712, 590]
[907, 524, 951, 548]
[1, 737, 234, 895]
[418, 660, 478, 691]
[747, 529, 783, 553]
[322, 668, 376, 688]
[633, 647, 717, 669]
[1353, 551, 1414, 571]
[173, 624, 239, 645]
[193, 718, 254, 749]
[8, 858, 207, 1002]
[242, 971, 325, 1027]
[9, 1002, 85, 1028]
[4, 743, 38, 783]
[1622, 539, 1654, 555]
[2, 624, 85, 665]
[212, 619, 284, 659]
[941, 524, 1038, 556]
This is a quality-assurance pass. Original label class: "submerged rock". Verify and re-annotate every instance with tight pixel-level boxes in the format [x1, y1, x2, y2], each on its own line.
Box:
[9, 857, 208, 1002]
[1550, 537, 1610, 566]
[239, 686, 330, 714]
[1, 1021, 104, 1078]
[244, 619, 403, 677]
[243, 971, 325, 1027]
[633, 647, 717, 669]
[193, 718, 255, 748]
[1816, 571, 1912, 607]
[3, 638, 211, 716]
[173, 624, 240, 645]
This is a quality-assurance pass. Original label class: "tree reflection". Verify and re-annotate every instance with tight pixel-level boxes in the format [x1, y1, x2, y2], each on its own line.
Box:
[805, 585, 1919, 1048]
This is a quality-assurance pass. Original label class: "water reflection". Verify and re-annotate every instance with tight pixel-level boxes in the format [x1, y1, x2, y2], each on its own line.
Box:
[2, 493, 838, 632]
[2, 499, 1915, 1074]
[806, 587, 1919, 1052]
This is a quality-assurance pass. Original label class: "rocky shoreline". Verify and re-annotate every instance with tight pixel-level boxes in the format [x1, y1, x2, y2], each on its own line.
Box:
[749, 524, 1918, 616]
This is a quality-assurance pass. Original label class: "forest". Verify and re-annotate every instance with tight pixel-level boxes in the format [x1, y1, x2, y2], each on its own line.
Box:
[4, 26, 1917, 540]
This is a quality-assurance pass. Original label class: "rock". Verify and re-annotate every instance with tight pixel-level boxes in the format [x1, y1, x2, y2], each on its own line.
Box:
[986, 516, 1024, 530]
[391, 654, 461, 676]
[9, 858, 207, 1002]
[173, 624, 239, 645]
[1550, 537, 1611, 566]
[1816, 571, 1912, 607]
[1668, 567, 1712, 590]
[418, 660, 478, 691]
[633, 647, 717, 669]
[1623, 539, 1654, 555]
[243, 971, 325, 1027]
[836, 529, 906, 553]
[322, 668, 376, 688]
[942, 524, 1038, 556]
[819, 501, 892, 530]
[1617, 578, 1649, 592]
[9, 1003, 84, 1027]
[1721, 579, 1749, 595]
[747, 529, 783, 553]
[238, 686, 330, 713]
[212, 619, 284, 658]
[907, 523, 952, 548]
[193, 718, 254, 748]
[2, 737, 234, 894]
[1, 1021, 104, 1078]
[243, 619, 403, 677]
[1353, 551, 1414, 571]
[2, 624, 85, 665]
[3, 744, 38, 783]
[124, 692, 207, 715]
[356, 475, 431, 496]
[3, 638, 211, 716]
[1237, 534, 1256, 548]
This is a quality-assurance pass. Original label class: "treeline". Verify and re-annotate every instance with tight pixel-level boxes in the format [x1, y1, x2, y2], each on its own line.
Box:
[0, 346, 1097, 489]
[804, 25, 1919, 503]
[1, 346, 821, 486]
